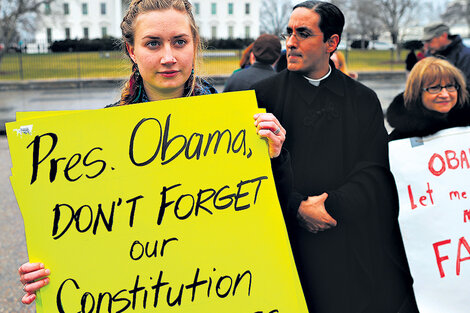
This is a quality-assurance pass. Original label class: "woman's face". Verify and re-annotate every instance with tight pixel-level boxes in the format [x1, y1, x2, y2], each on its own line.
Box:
[421, 79, 458, 113]
[127, 9, 195, 99]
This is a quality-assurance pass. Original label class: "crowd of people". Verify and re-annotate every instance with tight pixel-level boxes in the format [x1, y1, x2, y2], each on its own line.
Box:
[16, 0, 470, 312]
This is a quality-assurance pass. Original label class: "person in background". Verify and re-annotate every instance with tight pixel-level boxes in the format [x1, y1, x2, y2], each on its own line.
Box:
[416, 48, 425, 61]
[275, 49, 287, 72]
[232, 42, 255, 74]
[17, 0, 288, 305]
[253, 1, 419, 312]
[224, 34, 281, 92]
[422, 22, 470, 90]
[331, 50, 357, 79]
[387, 57, 470, 141]
[405, 49, 418, 77]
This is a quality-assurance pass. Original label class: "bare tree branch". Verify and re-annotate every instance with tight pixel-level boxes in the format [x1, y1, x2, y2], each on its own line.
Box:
[260, 0, 292, 35]
[0, 0, 55, 52]
[374, 0, 417, 60]
[442, 0, 470, 37]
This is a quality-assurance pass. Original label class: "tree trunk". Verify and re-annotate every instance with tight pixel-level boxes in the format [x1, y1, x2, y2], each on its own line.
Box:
[391, 31, 400, 62]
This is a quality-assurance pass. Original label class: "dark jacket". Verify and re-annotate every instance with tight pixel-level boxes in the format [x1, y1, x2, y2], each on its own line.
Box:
[405, 51, 418, 71]
[386, 92, 470, 141]
[432, 35, 470, 90]
[223, 61, 276, 92]
[253, 67, 418, 313]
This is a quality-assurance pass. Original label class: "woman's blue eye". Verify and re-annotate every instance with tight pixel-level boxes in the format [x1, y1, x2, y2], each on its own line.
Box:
[147, 41, 160, 48]
[175, 39, 186, 46]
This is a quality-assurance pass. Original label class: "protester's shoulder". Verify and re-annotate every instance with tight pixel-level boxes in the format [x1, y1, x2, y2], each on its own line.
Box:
[388, 129, 407, 142]
[385, 92, 407, 127]
[386, 95, 417, 142]
[460, 43, 470, 59]
[252, 69, 288, 90]
[456, 36, 470, 53]
[450, 99, 470, 125]
[105, 101, 119, 108]
[450, 35, 470, 57]
[195, 77, 218, 95]
[227, 67, 246, 80]
[251, 70, 288, 109]
[339, 71, 379, 103]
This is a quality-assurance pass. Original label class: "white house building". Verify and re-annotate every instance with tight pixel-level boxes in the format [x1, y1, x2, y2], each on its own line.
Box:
[31, 0, 261, 52]
[34, 1, 125, 44]
[193, 0, 261, 40]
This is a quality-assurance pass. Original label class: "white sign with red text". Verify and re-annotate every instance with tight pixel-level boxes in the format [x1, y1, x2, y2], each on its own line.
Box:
[389, 126, 470, 313]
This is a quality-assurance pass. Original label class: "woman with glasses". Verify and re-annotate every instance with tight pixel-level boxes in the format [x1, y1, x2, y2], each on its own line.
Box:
[386, 57, 470, 141]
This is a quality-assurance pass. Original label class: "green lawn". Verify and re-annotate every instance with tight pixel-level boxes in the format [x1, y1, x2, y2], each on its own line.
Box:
[340, 49, 408, 71]
[0, 51, 130, 80]
[0, 49, 408, 81]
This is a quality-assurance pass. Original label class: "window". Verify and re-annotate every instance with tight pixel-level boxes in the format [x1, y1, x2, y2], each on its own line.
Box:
[100, 2, 106, 15]
[194, 2, 200, 15]
[228, 26, 234, 39]
[82, 3, 88, 15]
[211, 26, 217, 39]
[83, 27, 89, 39]
[245, 26, 251, 39]
[211, 3, 216, 15]
[245, 3, 250, 15]
[46, 28, 52, 43]
[102, 27, 108, 38]
[65, 28, 71, 39]
[64, 3, 69, 15]
[44, 3, 51, 15]
[228, 3, 233, 15]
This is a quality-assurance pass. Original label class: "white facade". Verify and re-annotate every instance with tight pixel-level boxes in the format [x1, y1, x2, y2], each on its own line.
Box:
[193, 0, 261, 40]
[34, 0, 125, 43]
[31, 0, 261, 51]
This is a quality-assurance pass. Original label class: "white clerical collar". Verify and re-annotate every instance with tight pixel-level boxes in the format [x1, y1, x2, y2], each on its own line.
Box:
[303, 65, 332, 86]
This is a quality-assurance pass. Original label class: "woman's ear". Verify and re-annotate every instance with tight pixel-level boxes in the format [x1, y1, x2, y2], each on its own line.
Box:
[126, 43, 136, 63]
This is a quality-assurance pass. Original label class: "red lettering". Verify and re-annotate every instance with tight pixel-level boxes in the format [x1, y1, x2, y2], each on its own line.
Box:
[456, 237, 470, 275]
[449, 191, 461, 200]
[429, 153, 446, 176]
[449, 191, 467, 200]
[445, 150, 459, 169]
[419, 196, 426, 206]
[464, 210, 470, 223]
[407, 183, 434, 209]
[433, 239, 451, 278]
[426, 182, 434, 205]
[461, 150, 470, 169]
[408, 185, 417, 210]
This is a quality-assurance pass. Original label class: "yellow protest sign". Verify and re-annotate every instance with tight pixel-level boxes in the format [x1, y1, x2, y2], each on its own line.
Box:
[7, 91, 308, 313]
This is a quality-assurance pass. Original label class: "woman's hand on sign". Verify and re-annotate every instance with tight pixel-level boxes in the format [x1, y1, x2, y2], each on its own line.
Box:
[254, 113, 286, 158]
[18, 262, 50, 304]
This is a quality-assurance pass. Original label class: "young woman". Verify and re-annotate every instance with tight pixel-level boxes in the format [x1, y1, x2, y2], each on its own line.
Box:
[17, 0, 287, 305]
[387, 57, 470, 141]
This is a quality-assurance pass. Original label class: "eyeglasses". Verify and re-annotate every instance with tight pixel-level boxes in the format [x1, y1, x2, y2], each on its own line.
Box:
[422, 84, 459, 94]
[280, 30, 320, 41]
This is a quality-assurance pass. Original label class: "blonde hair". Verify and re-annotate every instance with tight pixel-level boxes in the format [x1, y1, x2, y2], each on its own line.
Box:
[119, 0, 202, 105]
[404, 57, 468, 109]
